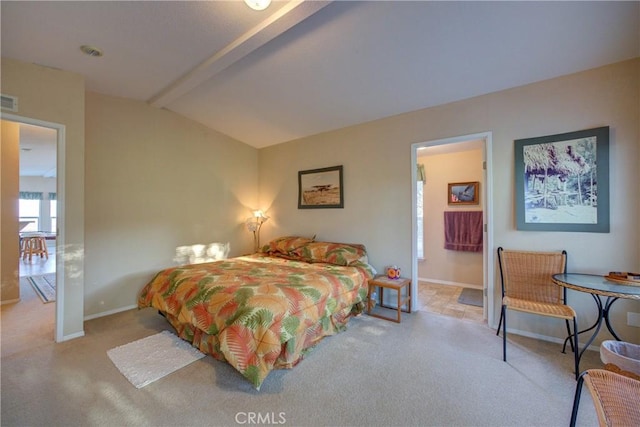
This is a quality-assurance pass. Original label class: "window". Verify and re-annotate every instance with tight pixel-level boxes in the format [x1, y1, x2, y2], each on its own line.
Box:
[19, 199, 40, 232]
[50, 199, 57, 233]
[417, 181, 424, 259]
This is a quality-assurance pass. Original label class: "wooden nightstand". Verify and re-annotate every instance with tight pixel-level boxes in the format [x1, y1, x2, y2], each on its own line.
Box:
[367, 275, 412, 323]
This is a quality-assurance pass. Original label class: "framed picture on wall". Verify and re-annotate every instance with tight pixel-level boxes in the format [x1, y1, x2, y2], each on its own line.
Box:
[514, 126, 609, 232]
[298, 165, 344, 209]
[448, 181, 479, 205]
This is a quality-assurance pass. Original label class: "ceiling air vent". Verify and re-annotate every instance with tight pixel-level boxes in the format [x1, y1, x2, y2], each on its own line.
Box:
[1, 94, 18, 112]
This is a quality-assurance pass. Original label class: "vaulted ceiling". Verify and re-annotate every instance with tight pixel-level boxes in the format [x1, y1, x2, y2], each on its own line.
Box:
[3, 0, 639, 156]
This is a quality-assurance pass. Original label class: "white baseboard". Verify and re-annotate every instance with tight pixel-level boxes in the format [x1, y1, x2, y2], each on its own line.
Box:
[59, 331, 85, 342]
[418, 277, 482, 290]
[84, 304, 137, 321]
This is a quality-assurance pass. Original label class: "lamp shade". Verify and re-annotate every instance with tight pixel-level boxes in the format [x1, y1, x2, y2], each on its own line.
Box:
[246, 210, 269, 231]
[245, 218, 259, 232]
[246, 210, 269, 253]
[253, 210, 269, 222]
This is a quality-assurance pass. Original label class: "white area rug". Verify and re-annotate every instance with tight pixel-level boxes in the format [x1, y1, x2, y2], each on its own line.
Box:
[26, 274, 56, 303]
[107, 330, 205, 389]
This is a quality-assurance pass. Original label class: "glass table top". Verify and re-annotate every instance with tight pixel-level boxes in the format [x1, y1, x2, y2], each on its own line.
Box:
[553, 273, 640, 298]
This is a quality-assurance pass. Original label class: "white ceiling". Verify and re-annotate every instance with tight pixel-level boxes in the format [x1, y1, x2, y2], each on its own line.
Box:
[2, 1, 639, 172]
[18, 124, 57, 177]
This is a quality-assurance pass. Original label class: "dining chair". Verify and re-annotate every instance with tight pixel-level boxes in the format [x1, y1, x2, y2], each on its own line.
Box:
[496, 247, 579, 378]
[570, 368, 640, 427]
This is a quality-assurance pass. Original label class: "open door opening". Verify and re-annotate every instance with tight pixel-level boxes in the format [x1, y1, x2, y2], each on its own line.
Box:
[1, 116, 64, 345]
[411, 132, 494, 326]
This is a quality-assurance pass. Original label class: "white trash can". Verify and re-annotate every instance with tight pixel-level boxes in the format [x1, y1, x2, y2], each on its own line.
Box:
[600, 340, 640, 376]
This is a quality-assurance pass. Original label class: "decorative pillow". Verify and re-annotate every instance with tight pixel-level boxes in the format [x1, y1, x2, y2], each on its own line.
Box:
[293, 241, 368, 266]
[262, 236, 315, 256]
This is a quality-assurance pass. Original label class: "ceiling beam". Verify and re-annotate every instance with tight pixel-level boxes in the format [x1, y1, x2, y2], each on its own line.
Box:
[148, 0, 332, 108]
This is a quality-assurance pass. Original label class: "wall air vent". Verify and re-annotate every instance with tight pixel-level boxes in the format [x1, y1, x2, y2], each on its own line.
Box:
[1, 94, 18, 112]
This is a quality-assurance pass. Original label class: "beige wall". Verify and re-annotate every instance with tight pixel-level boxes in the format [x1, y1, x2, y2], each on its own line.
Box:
[1, 121, 20, 302]
[3, 56, 638, 347]
[418, 149, 483, 287]
[260, 58, 640, 344]
[84, 92, 258, 317]
[1, 58, 85, 340]
[2, 58, 258, 323]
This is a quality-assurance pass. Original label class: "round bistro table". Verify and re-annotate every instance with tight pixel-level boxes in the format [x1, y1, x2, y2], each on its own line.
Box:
[552, 273, 640, 374]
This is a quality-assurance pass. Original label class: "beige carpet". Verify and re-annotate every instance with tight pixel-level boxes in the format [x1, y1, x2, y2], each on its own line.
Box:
[1, 306, 601, 426]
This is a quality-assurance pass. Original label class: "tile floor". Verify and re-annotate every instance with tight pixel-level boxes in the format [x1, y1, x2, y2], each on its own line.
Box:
[418, 281, 484, 323]
[19, 241, 56, 277]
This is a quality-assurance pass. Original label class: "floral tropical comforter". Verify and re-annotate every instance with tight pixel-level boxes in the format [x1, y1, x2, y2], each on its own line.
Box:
[137, 253, 375, 388]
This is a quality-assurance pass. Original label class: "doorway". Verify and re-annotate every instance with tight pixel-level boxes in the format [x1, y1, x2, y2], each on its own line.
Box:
[1, 116, 65, 344]
[410, 132, 495, 326]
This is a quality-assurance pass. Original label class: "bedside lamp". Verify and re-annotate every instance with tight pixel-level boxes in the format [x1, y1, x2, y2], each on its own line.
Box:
[246, 210, 269, 253]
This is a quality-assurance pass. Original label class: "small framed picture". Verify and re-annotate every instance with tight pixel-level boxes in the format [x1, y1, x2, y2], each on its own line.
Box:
[448, 182, 479, 205]
[298, 165, 344, 209]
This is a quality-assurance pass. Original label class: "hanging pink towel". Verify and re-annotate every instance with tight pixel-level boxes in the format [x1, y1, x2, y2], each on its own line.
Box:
[444, 211, 483, 252]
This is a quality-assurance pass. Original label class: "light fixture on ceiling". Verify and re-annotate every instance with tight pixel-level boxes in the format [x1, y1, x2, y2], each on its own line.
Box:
[245, 210, 269, 253]
[80, 45, 103, 57]
[244, 0, 271, 11]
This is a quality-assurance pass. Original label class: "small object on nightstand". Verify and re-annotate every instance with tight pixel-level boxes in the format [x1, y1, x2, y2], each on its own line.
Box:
[386, 265, 401, 279]
[367, 275, 411, 323]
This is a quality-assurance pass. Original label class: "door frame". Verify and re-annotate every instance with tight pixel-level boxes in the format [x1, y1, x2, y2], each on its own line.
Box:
[3, 113, 66, 342]
[410, 131, 495, 325]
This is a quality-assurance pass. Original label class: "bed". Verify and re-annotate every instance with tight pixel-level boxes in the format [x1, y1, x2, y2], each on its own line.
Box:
[137, 236, 376, 389]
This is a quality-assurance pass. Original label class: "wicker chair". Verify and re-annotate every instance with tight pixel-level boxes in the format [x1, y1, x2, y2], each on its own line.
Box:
[496, 247, 578, 378]
[570, 368, 640, 427]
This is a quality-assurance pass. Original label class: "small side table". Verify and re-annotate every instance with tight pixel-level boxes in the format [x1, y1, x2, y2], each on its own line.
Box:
[367, 275, 412, 323]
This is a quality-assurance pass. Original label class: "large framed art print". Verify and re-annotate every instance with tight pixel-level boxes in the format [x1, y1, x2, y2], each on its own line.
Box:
[514, 126, 609, 233]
